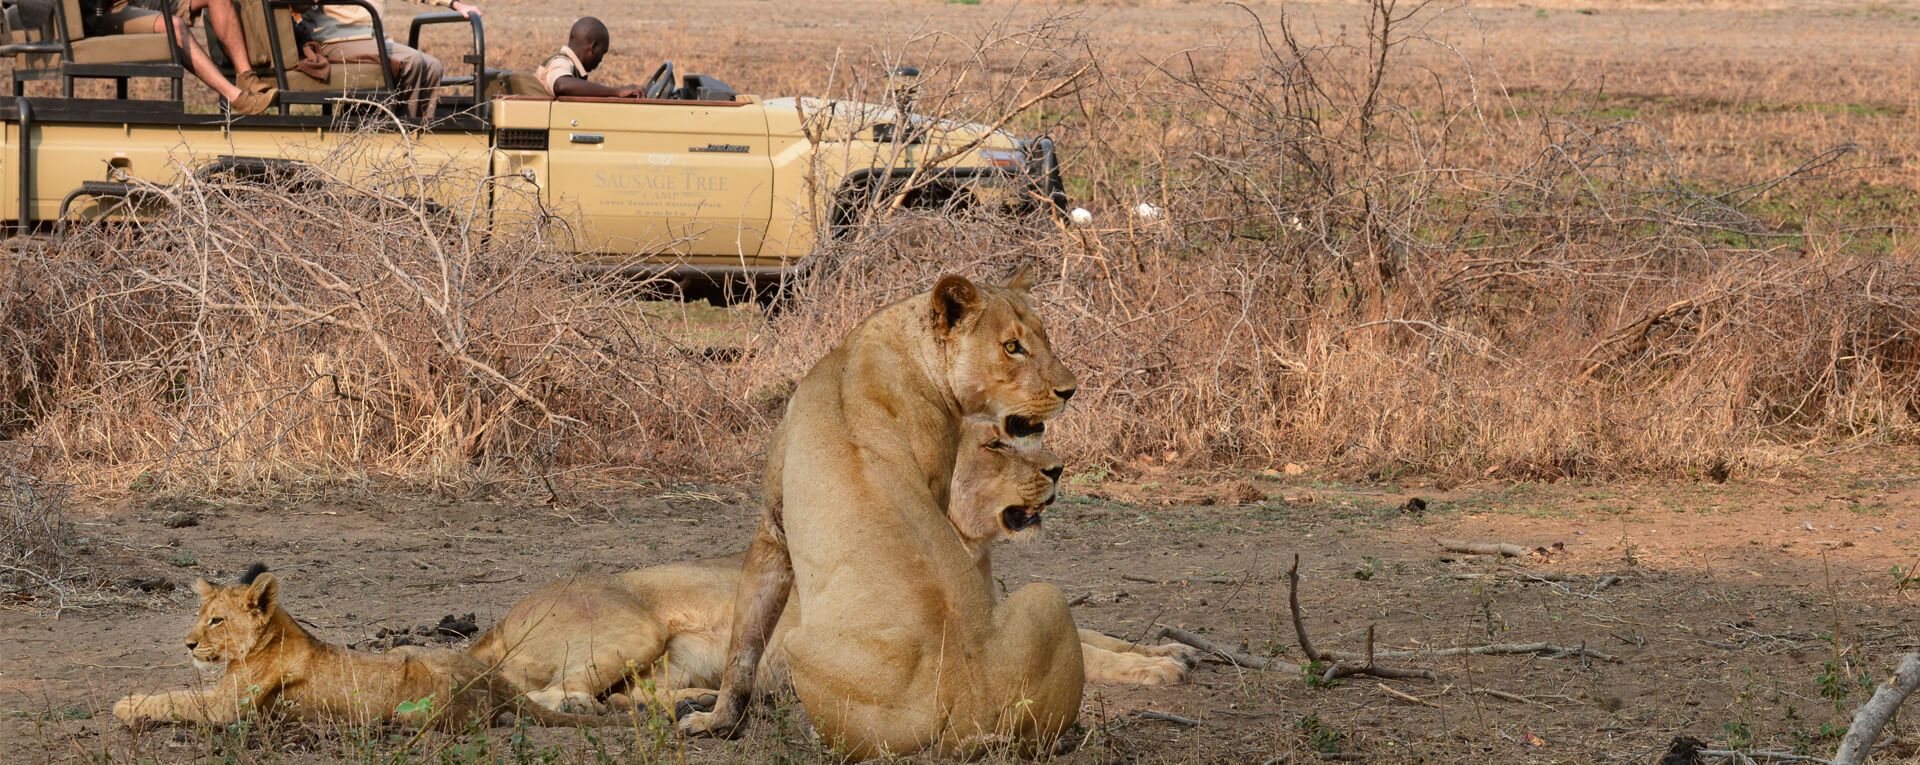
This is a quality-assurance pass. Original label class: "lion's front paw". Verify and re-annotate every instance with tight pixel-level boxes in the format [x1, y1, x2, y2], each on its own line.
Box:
[1143, 642, 1203, 667]
[113, 696, 162, 728]
[1088, 653, 1191, 686]
[676, 708, 745, 739]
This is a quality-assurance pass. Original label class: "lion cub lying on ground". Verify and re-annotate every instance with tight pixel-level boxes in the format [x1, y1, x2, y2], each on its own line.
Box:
[113, 565, 608, 730]
[470, 420, 1194, 715]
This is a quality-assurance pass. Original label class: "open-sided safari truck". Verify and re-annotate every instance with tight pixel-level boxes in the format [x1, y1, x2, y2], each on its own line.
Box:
[0, 1, 1066, 298]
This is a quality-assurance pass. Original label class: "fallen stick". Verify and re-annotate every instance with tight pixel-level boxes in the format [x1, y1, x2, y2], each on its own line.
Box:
[1702, 750, 1833, 764]
[1438, 540, 1530, 558]
[1066, 592, 1091, 607]
[1157, 626, 1303, 674]
[1319, 626, 1439, 683]
[1121, 574, 1235, 585]
[1287, 554, 1321, 663]
[1376, 682, 1439, 708]
[1470, 687, 1548, 707]
[1325, 642, 1619, 663]
[1139, 710, 1204, 727]
[1289, 565, 1437, 683]
[1833, 652, 1920, 765]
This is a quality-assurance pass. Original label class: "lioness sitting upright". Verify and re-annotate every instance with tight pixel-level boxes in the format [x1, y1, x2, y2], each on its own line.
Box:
[112, 565, 608, 730]
[469, 419, 1191, 715]
[680, 268, 1084, 758]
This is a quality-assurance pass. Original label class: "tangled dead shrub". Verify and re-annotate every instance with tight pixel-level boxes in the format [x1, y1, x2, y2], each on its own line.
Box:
[2, 5, 1918, 493]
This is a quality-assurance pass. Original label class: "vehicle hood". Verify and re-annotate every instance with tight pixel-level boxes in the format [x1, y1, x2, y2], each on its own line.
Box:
[760, 96, 1023, 150]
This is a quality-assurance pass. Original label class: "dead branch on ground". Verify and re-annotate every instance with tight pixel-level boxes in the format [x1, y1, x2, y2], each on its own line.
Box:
[1437, 540, 1531, 558]
[1324, 642, 1619, 663]
[1288, 554, 1437, 682]
[1122, 574, 1235, 585]
[1833, 652, 1920, 765]
[1157, 625, 1302, 674]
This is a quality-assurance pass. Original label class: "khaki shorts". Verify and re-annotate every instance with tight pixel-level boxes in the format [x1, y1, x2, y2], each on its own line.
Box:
[93, 4, 161, 34]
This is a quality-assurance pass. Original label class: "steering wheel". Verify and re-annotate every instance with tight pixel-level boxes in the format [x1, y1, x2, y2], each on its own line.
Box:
[641, 60, 676, 100]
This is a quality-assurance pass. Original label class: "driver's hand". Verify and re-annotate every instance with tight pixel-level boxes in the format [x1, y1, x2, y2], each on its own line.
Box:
[618, 87, 643, 98]
[449, 0, 480, 17]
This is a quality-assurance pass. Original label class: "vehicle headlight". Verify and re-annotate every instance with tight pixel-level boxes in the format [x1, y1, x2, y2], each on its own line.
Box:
[978, 148, 1023, 169]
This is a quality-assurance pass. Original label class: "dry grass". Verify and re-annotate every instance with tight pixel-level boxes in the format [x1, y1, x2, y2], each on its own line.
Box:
[2, 2, 1917, 496]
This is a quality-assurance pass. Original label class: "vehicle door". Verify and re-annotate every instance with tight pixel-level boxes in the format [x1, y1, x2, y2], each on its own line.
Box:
[546, 98, 774, 264]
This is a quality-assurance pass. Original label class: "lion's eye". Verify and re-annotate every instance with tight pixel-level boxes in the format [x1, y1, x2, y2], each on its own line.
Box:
[1003, 339, 1026, 356]
[207, 617, 223, 627]
[986, 440, 1010, 451]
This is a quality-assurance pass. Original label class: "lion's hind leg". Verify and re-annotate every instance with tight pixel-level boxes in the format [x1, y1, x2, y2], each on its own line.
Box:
[967, 583, 1084, 756]
[523, 627, 669, 715]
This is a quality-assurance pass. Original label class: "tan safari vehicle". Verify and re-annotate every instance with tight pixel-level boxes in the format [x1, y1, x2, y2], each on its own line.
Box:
[0, 0, 1066, 300]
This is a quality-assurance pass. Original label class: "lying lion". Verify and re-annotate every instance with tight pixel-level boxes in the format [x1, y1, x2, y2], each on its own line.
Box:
[469, 419, 1192, 715]
[681, 269, 1085, 758]
[112, 565, 609, 730]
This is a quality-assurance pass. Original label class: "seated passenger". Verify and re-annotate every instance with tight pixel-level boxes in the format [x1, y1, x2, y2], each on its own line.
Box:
[82, 0, 275, 113]
[534, 17, 642, 99]
[297, 0, 481, 120]
[128, 0, 267, 91]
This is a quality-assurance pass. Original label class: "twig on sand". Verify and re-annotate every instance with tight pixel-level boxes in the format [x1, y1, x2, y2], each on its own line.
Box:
[1703, 749, 1834, 764]
[1121, 573, 1235, 585]
[1288, 555, 1437, 682]
[1139, 710, 1204, 727]
[1437, 540, 1530, 558]
[1833, 652, 1920, 765]
[1288, 554, 1321, 663]
[1376, 682, 1439, 707]
[1326, 641, 1619, 664]
[1470, 687, 1553, 708]
[1157, 625, 1302, 674]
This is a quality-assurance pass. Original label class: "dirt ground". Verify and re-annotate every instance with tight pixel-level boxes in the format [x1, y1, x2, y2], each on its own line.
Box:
[7, 0, 1920, 762]
[5, 451, 1920, 763]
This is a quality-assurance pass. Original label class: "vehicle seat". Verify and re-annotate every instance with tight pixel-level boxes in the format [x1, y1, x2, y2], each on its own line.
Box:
[235, 0, 386, 92]
[7, 0, 185, 99]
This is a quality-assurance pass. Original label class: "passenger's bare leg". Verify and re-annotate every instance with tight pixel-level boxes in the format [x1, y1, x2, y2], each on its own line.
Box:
[185, 0, 255, 82]
[154, 15, 240, 101]
[676, 516, 791, 738]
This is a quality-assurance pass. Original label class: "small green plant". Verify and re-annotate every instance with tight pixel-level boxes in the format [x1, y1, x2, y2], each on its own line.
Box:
[395, 694, 436, 716]
[1534, 7, 1548, 18]
[1891, 562, 1920, 591]
[1352, 556, 1381, 581]
[1722, 718, 1753, 749]
[168, 550, 199, 567]
[1296, 714, 1345, 753]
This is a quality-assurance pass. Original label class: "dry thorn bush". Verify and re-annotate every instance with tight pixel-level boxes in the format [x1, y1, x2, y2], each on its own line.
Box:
[0, 5, 1916, 496]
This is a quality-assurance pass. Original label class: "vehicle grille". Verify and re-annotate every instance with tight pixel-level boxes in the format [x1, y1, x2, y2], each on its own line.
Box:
[494, 129, 548, 151]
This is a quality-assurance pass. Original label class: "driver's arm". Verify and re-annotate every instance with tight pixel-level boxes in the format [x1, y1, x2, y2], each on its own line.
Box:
[551, 76, 642, 98]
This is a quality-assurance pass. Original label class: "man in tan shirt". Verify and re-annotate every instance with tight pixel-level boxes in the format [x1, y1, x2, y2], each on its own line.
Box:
[531, 17, 641, 99]
[297, 0, 480, 119]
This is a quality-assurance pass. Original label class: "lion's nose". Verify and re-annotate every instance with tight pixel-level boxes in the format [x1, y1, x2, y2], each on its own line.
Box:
[1042, 465, 1064, 484]
[1054, 387, 1076, 402]
[185, 641, 197, 650]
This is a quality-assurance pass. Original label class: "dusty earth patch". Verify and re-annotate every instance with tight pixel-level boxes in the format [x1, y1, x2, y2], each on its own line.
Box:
[4, 452, 1919, 763]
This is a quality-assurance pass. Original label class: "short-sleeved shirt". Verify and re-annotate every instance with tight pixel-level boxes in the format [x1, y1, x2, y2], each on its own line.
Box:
[532, 46, 587, 97]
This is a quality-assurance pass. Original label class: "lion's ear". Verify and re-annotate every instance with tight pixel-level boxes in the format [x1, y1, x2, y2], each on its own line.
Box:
[245, 573, 279, 614]
[1003, 264, 1037, 294]
[930, 275, 981, 334]
[191, 578, 216, 600]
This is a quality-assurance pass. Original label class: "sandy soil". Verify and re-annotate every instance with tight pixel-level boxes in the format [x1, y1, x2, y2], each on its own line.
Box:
[5, 453, 1919, 762]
